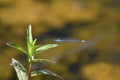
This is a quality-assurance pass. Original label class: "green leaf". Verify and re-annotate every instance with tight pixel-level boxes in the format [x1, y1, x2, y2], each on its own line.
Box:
[11, 58, 28, 80]
[27, 24, 33, 44]
[31, 69, 64, 80]
[27, 25, 33, 55]
[32, 59, 56, 63]
[33, 38, 37, 46]
[34, 44, 59, 55]
[6, 42, 27, 54]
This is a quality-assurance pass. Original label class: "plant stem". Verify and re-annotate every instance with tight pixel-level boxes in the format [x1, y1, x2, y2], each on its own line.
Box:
[28, 62, 32, 80]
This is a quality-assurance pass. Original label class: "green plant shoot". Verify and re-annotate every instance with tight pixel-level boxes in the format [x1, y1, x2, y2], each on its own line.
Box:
[6, 25, 63, 80]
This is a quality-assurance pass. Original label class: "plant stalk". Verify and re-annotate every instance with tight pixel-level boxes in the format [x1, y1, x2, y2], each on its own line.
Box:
[28, 62, 32, 80]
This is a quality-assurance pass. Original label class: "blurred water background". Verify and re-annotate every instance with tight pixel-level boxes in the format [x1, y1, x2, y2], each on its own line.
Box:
[0, 0, 120, 80]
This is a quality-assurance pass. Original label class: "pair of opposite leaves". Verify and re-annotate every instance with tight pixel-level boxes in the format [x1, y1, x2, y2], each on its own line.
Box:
[6, 25, 63, 80]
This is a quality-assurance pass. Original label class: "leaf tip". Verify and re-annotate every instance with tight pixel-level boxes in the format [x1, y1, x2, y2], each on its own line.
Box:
[55, 44, 59, 47]
[11, 58, 15, 66]
[12, 58, 16, 62]
[11, 58, 18, 66]
[52, 44, 59, 48]
[6, 42, 10, 46]
[28, 24, 32, 30]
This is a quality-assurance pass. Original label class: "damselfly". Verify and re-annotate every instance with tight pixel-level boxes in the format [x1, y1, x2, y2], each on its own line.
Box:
[54, 39, 86, 43]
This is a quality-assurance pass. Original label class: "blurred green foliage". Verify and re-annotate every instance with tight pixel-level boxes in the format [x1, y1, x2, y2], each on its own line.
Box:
[0, 0, 120, 80]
